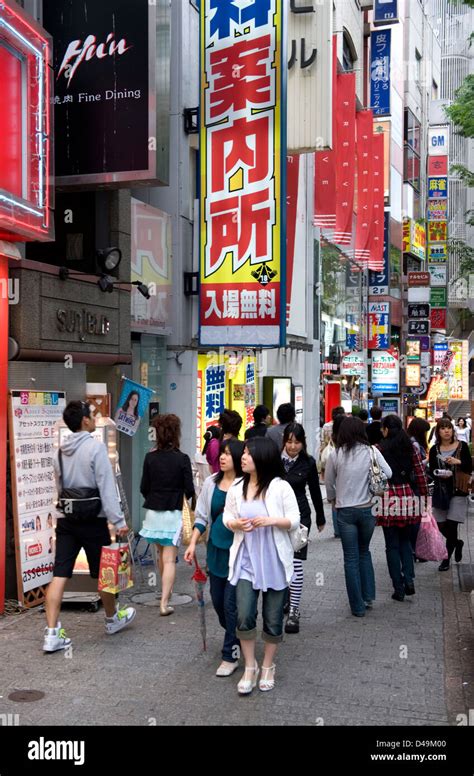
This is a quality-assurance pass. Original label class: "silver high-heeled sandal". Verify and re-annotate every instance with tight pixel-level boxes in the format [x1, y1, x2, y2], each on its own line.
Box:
[259, 664, 276, 692]
[237, 663, 259, 695]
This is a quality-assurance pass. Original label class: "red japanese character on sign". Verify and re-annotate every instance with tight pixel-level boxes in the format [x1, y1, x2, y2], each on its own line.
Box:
[208, 187, 274, 274]
[208, 35, 274, 120]
[210, 114, 270, 193]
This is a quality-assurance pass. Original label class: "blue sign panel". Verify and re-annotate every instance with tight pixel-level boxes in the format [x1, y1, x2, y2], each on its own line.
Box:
[374, 0, 398, 25]
[370, 30, 391, 116]
[428, 176, 448, 199]
[369, 212, 390, 294]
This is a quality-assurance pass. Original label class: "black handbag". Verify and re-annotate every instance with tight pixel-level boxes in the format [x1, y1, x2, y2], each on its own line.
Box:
[432, 479, 451, 511]
[56, 450, 102, 519]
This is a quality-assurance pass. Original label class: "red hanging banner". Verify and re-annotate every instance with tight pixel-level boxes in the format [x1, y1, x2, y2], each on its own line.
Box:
[286, 154, 300, 325]
[369, 132, 385, 271]
[353, 110, 374, 266]
[334, 72, 356, 245]
[314, 36, 337, 229]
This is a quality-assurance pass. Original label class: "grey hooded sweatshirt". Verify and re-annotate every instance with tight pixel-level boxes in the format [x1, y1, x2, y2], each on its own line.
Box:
[54, 432, 126, 529]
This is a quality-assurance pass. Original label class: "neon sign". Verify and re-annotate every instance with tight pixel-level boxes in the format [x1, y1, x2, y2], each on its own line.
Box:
[0, 0, 53, 242]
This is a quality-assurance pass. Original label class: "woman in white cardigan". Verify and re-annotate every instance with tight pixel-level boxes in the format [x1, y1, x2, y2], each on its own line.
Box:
[223, 437, 300, 695]
[184, 439, 244, 677]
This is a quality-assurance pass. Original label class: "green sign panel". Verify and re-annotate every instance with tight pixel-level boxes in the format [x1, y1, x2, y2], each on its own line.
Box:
[430, 287, 447, 307]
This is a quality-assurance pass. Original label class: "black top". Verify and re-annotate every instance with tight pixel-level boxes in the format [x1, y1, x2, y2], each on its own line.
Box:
[140, 448, 195, 511]
[428, 441, 472, 497]
[244, 423, 268, 440]
[283, 454, 326, 528]
[366, 421, 383, 445]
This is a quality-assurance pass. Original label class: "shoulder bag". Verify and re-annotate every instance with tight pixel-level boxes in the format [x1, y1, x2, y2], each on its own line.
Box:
[289, 523, 309, 552]
[368, 446, 389, 497]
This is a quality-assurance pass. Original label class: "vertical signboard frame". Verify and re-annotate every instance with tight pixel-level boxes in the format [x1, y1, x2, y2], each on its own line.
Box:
[199, 0, 287, 347]
[8, 391, 66, 608]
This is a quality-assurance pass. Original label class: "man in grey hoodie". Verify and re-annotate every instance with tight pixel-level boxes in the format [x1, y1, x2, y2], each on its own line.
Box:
[43, 401, 136, 653]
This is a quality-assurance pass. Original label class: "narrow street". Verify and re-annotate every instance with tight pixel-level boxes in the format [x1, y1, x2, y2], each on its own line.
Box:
[1, 501, 472, 727]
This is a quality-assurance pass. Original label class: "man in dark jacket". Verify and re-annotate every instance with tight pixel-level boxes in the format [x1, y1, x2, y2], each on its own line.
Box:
[367, 406, 383, 445]
[244, 404, 271, 439]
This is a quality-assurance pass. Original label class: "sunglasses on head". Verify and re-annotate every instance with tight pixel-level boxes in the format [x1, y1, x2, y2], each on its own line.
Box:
[80, 401, 92, 419]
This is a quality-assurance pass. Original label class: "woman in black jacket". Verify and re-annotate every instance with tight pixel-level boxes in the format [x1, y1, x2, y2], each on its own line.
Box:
[281, 423, 326, 634]
[139, 414, 195, 615]
[428, 418, 472, 571]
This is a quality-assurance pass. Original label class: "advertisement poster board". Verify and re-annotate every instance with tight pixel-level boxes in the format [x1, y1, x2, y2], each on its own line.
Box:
[371, 350, 400, 393]
[196, 353, 259, 451]
[43, 0, 158, 186]
[199, 0, 286, 347]
[114, 379, 153, 437]
[379, 398, 400, 416]
[8, 391, 66, 607]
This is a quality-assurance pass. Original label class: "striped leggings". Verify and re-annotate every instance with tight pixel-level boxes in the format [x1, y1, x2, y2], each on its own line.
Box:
[289, 559, 304, 609]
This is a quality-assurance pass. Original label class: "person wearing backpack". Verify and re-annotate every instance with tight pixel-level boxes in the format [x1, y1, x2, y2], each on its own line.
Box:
[43, 401, 135, 653]
[376, 415, 429, 602]
[325, 416, 392, 617]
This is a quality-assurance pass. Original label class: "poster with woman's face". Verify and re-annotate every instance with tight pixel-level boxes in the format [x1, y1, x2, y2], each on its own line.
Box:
[114, 379, 153, 437]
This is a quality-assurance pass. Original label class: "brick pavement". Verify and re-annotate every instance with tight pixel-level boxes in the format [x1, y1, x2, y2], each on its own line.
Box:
[0, 502, 471, 726]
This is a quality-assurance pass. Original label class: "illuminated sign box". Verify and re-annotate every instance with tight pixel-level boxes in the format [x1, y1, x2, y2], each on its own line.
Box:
[0, 0, 54, 242]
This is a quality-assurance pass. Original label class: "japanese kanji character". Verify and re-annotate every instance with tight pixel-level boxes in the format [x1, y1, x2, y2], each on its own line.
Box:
[208, 187, 273, 274]
[371, 56, 390, 83]
[241, 290, 258, 319]
[209, 0, 240, 40]
[258, 289, 276, 319]
[211, 115, 270, 193]
[204, 290, 222, 319]
[209, 35, 273, 119]
[209, 0, 272, 40]
[223, 290, 240, 318]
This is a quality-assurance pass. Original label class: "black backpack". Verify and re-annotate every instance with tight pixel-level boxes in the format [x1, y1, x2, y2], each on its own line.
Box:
[56, 450, 102, 519]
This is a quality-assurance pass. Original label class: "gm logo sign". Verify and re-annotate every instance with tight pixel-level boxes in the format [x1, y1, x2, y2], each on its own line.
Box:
[429, 126, 449, 156]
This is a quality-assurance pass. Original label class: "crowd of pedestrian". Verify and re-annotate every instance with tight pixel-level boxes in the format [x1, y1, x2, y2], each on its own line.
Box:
[42, 397, 472, 698]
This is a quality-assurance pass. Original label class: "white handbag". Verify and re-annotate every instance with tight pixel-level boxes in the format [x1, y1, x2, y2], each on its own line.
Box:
[289, 523, 309, 552]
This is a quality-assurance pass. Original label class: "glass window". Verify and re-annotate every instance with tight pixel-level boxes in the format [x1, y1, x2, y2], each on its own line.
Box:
[404, 109, 421, 191]
[342, 33, 356, 72]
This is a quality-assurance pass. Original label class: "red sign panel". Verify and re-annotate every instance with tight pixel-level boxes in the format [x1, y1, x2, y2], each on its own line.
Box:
[334, 72, 356, 246]
[354, 110, 374, 265]
[314, 37, 337, 230]
[0, 0, 53, 242]
[408, 272, 430, 287]
[431, 308, 447, 329]
[369, 133, 385, 272]
[428, 156, 448, 176]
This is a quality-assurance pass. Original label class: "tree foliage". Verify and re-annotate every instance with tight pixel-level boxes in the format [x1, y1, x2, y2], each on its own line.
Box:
[445, 74, 474, 138]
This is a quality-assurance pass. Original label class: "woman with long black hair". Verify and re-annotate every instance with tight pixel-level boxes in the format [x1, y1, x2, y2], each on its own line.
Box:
[428, 418, 472, 571]
[185, 439, 244, 676]
[223, 437, 300, 694]
[377, 415, 428, 601]
[325, 416, 392, 616]
[407, 417, 431, 561]
[281, 422, 325, 634]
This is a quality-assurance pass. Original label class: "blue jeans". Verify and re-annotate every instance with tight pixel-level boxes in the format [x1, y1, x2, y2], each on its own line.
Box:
[337, 506, 376, 615]
[383, 525, 415, 597]
[209, 572, 240, 662]
[332, 507, 340, 537]
[235, 580, 287, 643]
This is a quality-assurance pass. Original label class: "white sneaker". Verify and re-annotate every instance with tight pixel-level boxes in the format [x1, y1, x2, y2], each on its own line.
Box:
[105, 605, 136, 634]
[43, 622, 72, 653]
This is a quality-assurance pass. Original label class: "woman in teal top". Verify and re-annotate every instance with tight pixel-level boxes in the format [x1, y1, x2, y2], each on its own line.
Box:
[185, 439, 244, 677]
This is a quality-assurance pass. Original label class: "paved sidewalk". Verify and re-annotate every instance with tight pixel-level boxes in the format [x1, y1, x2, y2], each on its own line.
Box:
[0, 503, 470, 727]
